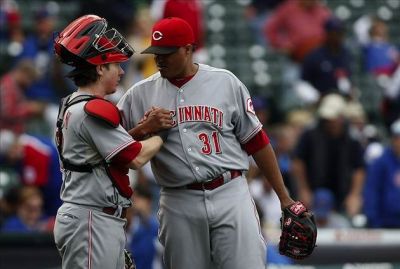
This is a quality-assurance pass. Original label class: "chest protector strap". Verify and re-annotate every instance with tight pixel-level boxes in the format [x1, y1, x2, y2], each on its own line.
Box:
[56, 94, 97, 172]
[56, 94, 133, 198]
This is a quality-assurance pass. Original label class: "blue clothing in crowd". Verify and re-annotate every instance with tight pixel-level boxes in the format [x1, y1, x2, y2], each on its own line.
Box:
[363, 147, 400, 228]
[301, 45, 352, 94]
[17, 35, 58, 103]
[1, 215, 48, 233]
[363, 42, 398, 74]
[266, 245, 293, 265]
[129, 216, 159, 269]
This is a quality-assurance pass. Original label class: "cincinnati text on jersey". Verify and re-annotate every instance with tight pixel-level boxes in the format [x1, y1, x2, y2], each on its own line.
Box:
[177, 105, 223, 129]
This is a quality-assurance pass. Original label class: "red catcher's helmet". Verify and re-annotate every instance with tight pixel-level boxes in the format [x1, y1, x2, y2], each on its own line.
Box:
[54, 14, 134, 66]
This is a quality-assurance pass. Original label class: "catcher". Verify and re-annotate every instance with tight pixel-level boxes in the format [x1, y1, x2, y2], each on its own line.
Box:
[52, 15, 172, 269]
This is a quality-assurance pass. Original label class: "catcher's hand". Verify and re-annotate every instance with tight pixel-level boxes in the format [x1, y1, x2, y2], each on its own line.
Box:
[124, 249, 136, 269]
[279, 201, 317, 259]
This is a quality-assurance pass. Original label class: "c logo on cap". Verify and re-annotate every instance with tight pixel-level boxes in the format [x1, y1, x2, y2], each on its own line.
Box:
[152, 31, 163, 41]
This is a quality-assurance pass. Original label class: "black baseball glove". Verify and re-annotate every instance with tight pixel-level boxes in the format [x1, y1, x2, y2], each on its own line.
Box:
[124, 249, 136, 269]
[279, 201, 317, 259]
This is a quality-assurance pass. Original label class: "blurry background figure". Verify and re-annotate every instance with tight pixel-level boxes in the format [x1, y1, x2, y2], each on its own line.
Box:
[252, 95, 271, 129]
[363, 119, 400, 228]
[345, 101, 368, 147]
[127, 184, 162, 269]
[78, 0, 135, 36]
[78, 0, 137, 105]
[358, 17, 400, 132]
[362, 18, 399, 76]
[312, 188, 351, 228]
[136, 163, 161, 215]
[243, 0, 284, 47]
[122, 7, 158, 88]
[0, 185, 53, 233]
[264, 0, 331, 63]
[0, 0, 25, 74]
[269, 124, 298, 196]
[0, 59, 45, 134]
[264, 0, 332, 110]
[0, 129, 62, 217]
[0, 164, 20, 228]
[16, 2, 72, 137]
[301, 16, 354, 98]
[344, 101, 384, 165]
[285, 109, 315, 141]
[252, 201, 292, 265]
[248, 168, 282, 229]
[150, 0, 208, 63]
[292, 94, 365, 217]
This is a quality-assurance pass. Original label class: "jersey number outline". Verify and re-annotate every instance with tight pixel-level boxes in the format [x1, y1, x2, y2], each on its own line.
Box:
[198, 131, 222, 155]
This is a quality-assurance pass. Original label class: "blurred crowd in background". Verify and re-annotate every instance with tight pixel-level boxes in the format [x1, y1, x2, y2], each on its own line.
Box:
[1, 0, 400, 267]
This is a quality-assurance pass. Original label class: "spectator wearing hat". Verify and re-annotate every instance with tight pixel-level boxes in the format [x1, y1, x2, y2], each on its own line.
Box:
[292, 94, 365, 217]
[301, 16, 355, 98]
[363, 118, 400, 228]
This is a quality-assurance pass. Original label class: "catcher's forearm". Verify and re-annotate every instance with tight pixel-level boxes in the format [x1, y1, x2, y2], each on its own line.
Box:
[128, 136, 162, 169]
[252, 144, 294, 208]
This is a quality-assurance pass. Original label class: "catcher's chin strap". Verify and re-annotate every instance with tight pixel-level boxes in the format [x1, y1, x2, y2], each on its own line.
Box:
[55, 94, 99, 172]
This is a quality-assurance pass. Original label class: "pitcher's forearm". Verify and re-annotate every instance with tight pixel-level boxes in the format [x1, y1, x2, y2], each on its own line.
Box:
[252, 144, 294, 208]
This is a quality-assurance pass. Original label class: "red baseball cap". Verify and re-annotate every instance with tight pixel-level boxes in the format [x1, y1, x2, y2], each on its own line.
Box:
[141, 17, 195, 55]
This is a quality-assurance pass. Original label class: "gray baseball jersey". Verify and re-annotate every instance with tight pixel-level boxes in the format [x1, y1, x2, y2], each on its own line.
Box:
[59, 92, 134, 207]
[118, 64, 267, 269]
[54, 92, 135, 269]
[118, 63, 262, 187]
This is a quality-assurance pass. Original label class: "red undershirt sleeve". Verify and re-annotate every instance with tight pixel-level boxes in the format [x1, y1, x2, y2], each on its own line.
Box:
[242, 129, 270, 155]
[111, 141, 142, 165]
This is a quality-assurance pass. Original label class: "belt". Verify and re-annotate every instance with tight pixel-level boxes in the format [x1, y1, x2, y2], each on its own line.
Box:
[102, 207, 127, 218]
[185, 170, 242, 191]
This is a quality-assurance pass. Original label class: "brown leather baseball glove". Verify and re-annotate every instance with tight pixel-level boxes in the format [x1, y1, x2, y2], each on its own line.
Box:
[279, 201, 317, 259]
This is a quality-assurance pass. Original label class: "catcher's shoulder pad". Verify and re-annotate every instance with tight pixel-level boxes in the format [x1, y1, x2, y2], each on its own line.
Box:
[84, 98, 121, 128]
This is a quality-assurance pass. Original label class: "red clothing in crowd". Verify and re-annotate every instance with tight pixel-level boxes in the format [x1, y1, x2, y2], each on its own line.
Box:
[0, 73, 36, 134]
[265, 0, 331, 62]
[20, 134, 52, 186]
